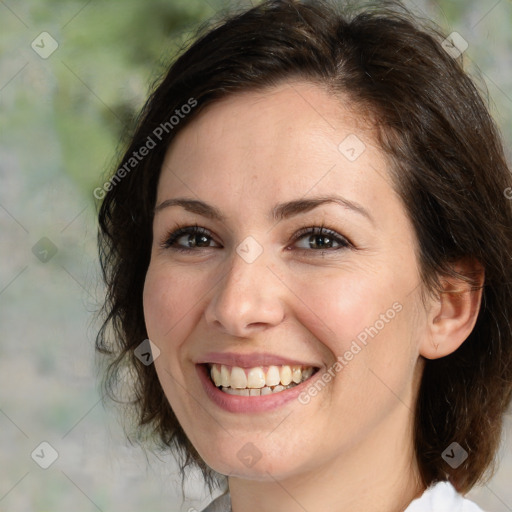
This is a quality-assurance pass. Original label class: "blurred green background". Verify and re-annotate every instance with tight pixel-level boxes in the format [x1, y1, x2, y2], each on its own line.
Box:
[0, 1, 511, 511]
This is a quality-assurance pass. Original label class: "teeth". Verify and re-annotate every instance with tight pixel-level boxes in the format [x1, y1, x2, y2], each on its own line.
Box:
[221, 365, 230, 387]
[209, 363, 316, 395]
[211, 365, 222, 387]
[222, 383, 298, 396]
[230, 366, 248, 389]
[247, 367, 266, 388]
[302, 367, 313, 380]
[265, 365, 281, 387]
[279, 366, 292, 386]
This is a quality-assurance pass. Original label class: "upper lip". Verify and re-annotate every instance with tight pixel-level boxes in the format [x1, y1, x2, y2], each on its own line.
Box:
[195, 352, 321, 368]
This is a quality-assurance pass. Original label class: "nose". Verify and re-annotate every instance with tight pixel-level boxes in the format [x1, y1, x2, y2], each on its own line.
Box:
[204, 248, 286, 338]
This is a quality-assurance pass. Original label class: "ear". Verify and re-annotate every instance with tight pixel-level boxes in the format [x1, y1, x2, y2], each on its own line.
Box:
[420, 259, 485, 360]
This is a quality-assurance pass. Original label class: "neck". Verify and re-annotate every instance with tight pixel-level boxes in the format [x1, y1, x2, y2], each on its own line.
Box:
[228, 402, 425, 512]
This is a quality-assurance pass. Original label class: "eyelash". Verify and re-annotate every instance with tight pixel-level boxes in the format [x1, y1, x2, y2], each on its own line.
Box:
[159, 222, 352, 255]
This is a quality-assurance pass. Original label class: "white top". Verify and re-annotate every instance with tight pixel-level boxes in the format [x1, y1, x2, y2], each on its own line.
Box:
[200, 481, 485, 512]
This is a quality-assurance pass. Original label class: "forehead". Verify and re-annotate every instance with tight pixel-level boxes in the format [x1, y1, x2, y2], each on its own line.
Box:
[157, 81, 393, 218]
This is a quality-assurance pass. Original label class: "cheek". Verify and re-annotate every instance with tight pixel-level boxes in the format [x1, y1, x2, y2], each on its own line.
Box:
[297, 274, 419, 443]
[142, 263, 203, 345]
[290, 266, 403, 354]
[290, 265, 418, 405]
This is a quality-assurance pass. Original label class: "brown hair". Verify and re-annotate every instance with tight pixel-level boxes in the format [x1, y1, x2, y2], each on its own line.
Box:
[96, 0, 512, 495]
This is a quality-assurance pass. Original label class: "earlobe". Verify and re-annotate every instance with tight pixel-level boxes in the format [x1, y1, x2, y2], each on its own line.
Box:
[420, 260, 485, 360]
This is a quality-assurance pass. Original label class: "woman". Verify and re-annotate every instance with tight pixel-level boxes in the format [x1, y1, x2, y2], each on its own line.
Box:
[96, 1, 512, 510]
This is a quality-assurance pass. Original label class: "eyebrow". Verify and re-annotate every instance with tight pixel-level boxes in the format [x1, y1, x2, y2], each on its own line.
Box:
[154, 195, 374, 225]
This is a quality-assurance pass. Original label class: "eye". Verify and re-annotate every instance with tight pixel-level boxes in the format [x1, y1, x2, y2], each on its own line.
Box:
[159, 223, 352, 254]
[160, 224, 220, 251]
[291, 225, 351, 252]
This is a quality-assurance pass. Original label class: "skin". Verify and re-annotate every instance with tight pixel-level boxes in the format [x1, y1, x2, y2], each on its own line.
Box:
[143, 81, 483, 512]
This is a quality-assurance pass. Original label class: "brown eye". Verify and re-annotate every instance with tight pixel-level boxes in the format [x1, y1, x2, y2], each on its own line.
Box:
[292, 226, 350, 252]
[161, 225, 220, 251]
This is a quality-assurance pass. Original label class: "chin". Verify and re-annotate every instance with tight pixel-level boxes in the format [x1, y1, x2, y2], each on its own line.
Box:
[196, 437, 310, 481]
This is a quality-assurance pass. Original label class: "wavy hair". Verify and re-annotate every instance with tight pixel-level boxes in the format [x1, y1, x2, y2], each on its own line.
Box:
[96, 0, 512, 494]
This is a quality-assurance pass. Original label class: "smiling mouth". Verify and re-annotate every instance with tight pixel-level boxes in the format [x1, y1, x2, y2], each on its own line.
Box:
[205, 363, 319, 396]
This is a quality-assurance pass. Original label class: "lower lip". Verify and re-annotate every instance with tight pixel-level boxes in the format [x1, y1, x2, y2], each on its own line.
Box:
[196, 364, 321, 413]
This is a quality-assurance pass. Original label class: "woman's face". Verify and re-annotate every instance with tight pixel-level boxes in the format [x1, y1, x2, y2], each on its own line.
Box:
[143, 81, 428, 480]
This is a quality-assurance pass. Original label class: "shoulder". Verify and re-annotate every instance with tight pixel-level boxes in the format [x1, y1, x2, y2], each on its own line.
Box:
[199, 491, 231, 512]
[199, 481, 486, 512]
[405, 481, 486, 512]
